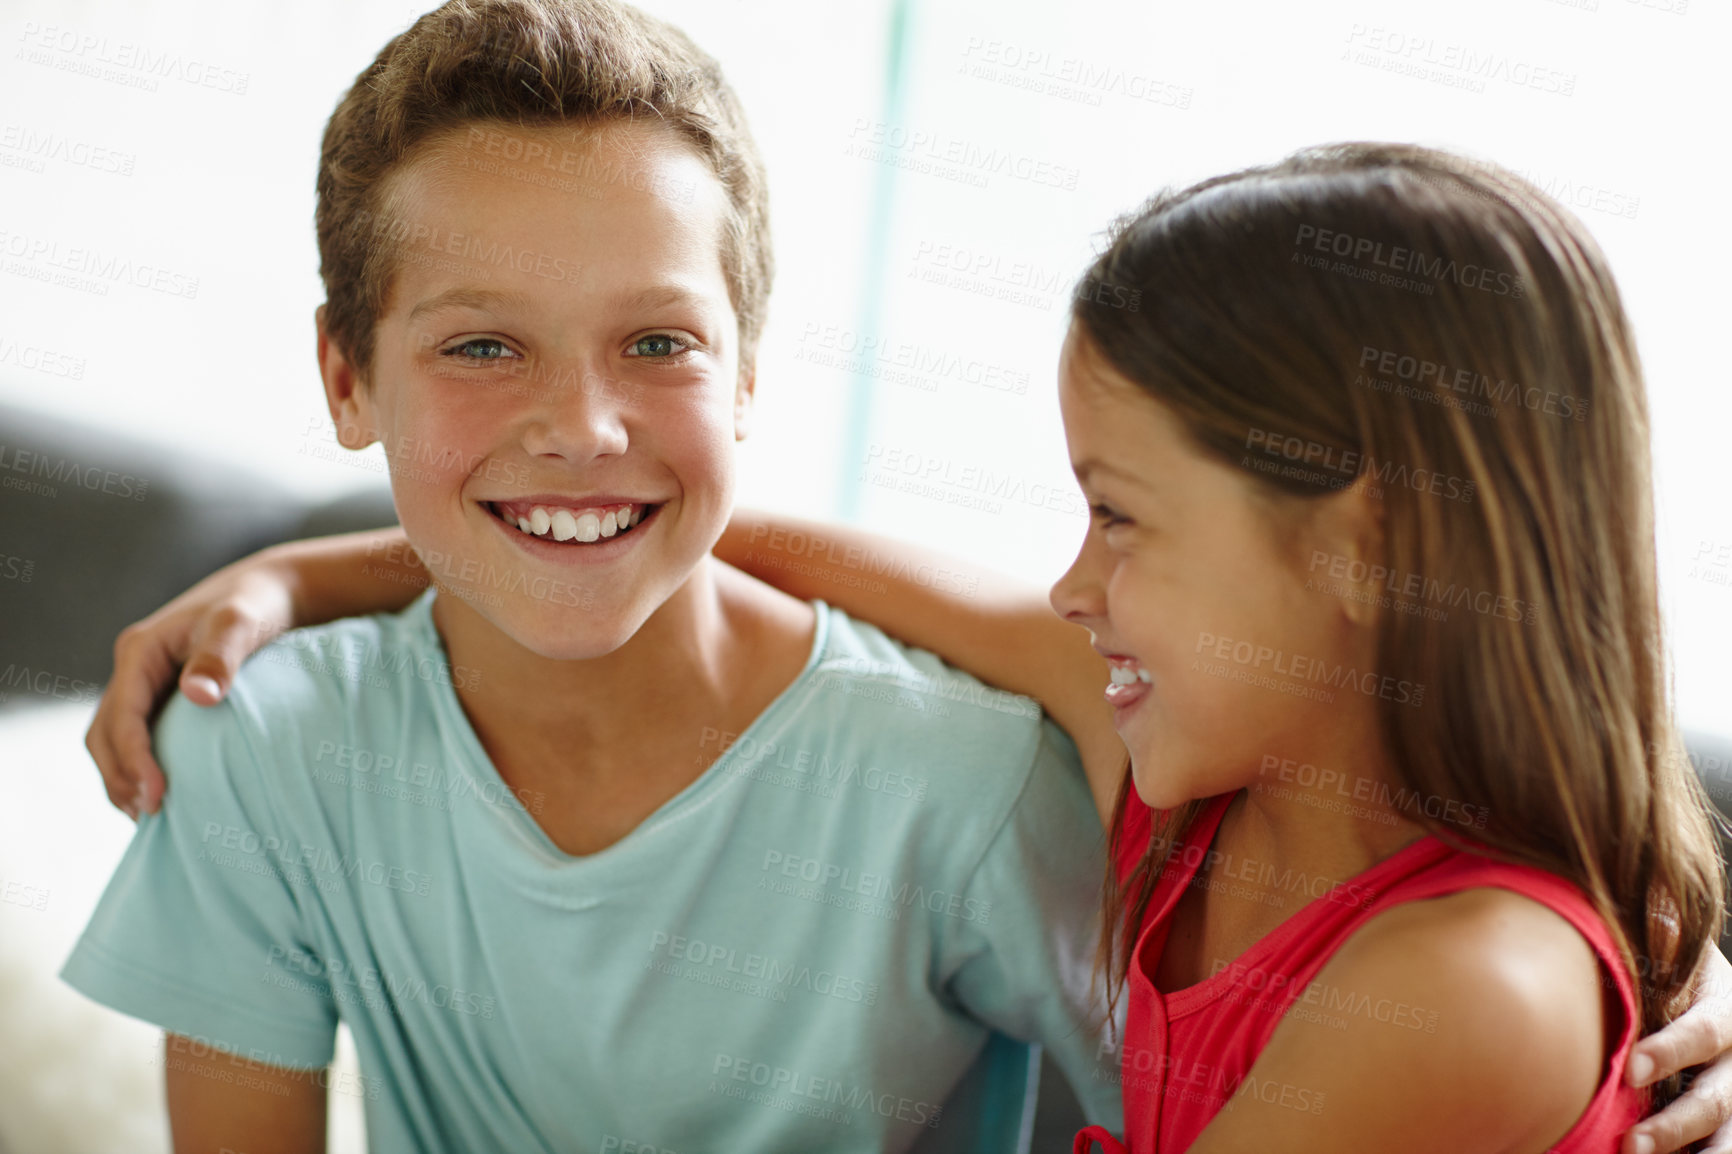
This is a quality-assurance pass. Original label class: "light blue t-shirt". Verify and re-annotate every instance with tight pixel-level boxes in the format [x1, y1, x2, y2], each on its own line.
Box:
[63, 591, 1123, 1152]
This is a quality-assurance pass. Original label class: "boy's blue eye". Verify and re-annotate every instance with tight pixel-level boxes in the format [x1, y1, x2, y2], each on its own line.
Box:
[444, 338, 514, 361]
[627, 334, 688, 358]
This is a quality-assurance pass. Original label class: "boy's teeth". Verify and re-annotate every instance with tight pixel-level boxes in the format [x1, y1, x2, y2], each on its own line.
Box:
[499, 501, 646, 544]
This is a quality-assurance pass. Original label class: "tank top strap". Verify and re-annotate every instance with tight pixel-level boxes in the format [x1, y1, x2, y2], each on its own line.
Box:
[1361, 849, 1642, 1060]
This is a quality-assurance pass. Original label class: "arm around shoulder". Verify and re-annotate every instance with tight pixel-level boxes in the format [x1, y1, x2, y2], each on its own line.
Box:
[716, 508, 1124, 824]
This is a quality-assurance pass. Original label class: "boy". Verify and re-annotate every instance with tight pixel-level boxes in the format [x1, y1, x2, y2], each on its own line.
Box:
[60, 1, 1119, 1150]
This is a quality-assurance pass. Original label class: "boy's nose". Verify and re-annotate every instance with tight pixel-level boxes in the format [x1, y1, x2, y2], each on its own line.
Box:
[520, 368, 630, 461]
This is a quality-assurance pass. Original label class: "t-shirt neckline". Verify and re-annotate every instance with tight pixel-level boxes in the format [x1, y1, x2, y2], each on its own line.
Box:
[407, 588, 832, 871]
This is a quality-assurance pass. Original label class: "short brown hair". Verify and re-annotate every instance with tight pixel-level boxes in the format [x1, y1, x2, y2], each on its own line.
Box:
[315, 0, 772, 377]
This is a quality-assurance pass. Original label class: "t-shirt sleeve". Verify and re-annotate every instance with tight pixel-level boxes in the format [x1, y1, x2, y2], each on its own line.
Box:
[59, 691, 338, 1070]
[938, 719, 1126, 1131]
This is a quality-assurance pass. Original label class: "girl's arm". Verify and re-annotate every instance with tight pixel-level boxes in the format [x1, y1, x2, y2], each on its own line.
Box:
[88, 527, 424, 817]
[715, 509, 1122, 823]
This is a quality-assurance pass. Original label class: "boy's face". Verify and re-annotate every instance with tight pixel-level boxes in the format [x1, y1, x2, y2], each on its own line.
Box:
[319, 120, 749, 660]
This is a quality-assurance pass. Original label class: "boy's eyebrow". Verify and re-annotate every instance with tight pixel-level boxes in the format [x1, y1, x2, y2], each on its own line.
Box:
[620, 284, 713, 313]
[408, 287, 535, 323]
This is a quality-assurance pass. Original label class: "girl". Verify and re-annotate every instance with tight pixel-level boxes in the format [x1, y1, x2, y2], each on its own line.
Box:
[90, 143, 1731, 1151]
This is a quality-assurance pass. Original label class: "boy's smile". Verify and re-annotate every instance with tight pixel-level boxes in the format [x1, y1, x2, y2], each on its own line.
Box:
[318, 119, 749, 663]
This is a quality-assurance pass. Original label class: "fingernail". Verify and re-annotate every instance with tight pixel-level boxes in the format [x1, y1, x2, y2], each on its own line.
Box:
[1631, 1132, 1654, 1154]
[184, 674, 220, 701]
[1629, 1052, 1655, 1086]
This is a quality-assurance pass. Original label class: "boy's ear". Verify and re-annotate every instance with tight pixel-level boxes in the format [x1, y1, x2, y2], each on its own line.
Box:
[733, 359, 757, 441]
[314, 304, 379, 450]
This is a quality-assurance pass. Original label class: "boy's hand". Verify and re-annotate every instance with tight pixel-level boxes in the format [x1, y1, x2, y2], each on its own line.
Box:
[1623, 944, 1732, 1154]
[86, 551, 297, 820]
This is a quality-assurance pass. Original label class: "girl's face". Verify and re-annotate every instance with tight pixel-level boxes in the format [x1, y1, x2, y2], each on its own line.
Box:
[1050, 327, 1384, 809]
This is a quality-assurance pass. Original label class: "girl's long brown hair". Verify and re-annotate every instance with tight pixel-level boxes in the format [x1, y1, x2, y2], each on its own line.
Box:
[1077, 143, 1723, 1099]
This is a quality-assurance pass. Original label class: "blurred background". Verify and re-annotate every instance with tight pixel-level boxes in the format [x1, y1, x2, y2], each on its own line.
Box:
[1, 0, 1727, 1150]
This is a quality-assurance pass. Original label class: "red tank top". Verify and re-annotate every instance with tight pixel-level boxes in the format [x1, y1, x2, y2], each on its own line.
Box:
[1075, 790, 1647, 1153]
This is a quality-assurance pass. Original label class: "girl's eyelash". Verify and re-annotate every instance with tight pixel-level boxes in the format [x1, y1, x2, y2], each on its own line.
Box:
[1090, 503, 1131, 528]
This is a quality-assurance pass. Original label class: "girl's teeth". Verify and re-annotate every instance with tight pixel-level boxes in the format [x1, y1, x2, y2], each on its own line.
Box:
[630, 506, 642, 526]
[551, 509, 579, 542]
[517, 516, 532, 533]
[530, 507, 552, 535]
[1108, 663, 1154, 686]
[575, 512, 601, 542]
[600, 511, 618, 538]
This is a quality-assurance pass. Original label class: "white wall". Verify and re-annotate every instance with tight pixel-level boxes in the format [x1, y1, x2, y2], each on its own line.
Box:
[1, 0, 1725, 733]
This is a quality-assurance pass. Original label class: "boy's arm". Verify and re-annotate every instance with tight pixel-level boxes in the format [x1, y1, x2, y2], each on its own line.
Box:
[89, 526, 423, 817]
[166, 1034, 327, 1154]
[716, 509, 1123, 824]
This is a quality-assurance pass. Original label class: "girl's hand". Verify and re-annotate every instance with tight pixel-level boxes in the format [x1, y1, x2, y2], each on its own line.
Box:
[84, 528, 422, 819]
[1623, 945, 1732, 1154]
[85, 550, 298, 820]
